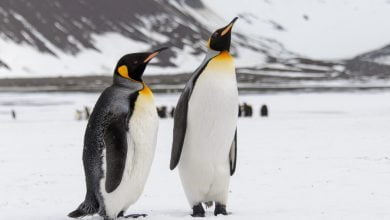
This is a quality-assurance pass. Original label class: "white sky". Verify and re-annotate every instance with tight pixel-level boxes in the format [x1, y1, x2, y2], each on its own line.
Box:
[204, 0, 390, 59]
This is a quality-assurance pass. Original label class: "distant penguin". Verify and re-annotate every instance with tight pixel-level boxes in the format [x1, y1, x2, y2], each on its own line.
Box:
[242, 103, 248, 117]
[75, 110, 83, 121]
[170, 107, 175, 118]
[157, 106, 167, 118]
[68, 48, 167, 220]
[84, 106, 91, 119]
[246, 103, 253, 117]
[11, 110, 16, 120]
[170, 17, 239, 217]
[260, 104, 268, 117]
[241, 102, 251, 117]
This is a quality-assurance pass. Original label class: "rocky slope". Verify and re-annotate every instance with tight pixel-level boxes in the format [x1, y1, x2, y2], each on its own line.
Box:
[0, 0, 389, 88]
[346, 44, 390, 78]
[0, 0, 344, 78]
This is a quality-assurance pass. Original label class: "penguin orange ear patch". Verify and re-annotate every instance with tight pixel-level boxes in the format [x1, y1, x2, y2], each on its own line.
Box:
[118, 65, 129, 79]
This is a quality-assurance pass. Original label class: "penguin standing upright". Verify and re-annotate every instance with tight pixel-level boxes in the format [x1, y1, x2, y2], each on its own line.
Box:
[170, 18, 239, 217]
[68, 48, 167, 220]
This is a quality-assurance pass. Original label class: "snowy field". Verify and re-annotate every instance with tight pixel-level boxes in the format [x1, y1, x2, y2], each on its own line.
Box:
[0, 91, 390, 219]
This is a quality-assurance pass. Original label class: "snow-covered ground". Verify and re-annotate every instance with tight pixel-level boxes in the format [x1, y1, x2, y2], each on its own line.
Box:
[0, 91, 390, 219]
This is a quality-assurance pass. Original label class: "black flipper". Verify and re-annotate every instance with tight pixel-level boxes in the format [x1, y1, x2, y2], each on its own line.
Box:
[170, 83, 191, 170]
[104, 116, 129, 193]
[170, 51, 218, 170]
[229, 128, 237, 176]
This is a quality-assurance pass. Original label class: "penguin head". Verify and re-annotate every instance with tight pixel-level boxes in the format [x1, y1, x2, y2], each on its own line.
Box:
[207, 17, 238, 52]
[114, 47, 168, 82]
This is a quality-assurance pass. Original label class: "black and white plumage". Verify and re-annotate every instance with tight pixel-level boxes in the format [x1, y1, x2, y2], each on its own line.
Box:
[170, 18, 238, 217]
[68, 48, 167, 220]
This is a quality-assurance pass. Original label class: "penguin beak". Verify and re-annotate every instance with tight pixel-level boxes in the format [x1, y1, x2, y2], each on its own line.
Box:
[143, 47, 169, 63]
[221, 17, 238, 36]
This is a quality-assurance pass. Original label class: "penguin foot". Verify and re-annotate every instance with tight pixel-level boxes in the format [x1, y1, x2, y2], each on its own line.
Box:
[117, 211, 147, 219]
[214, 203, 228, 216]
[191, 203, 205, 217]
[118, 211, 125, 218]
[125, 214, 147, 218]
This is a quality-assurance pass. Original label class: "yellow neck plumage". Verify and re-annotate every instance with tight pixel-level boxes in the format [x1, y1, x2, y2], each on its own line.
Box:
[214, 51, 233, 61]
[206, 51, 235, 73]
[139, 83, 154, 99]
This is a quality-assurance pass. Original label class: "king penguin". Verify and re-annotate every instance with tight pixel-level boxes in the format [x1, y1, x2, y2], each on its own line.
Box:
[68, 48, 167, 220]
[170, 17, 239, 217]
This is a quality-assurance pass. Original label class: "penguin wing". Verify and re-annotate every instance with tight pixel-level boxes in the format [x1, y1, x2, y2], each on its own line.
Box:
[170, 81, 192, 170]
[170, 56, 214, 170]
[104, 113, 129, 193]
[82, 85, 141, 201]
[102, 87, 140, 193]
[229, 128, 238, 176]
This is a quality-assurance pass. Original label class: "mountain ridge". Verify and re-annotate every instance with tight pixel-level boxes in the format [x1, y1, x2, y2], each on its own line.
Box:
[0, 0, 333, 77]
[0, 0, 389, 85]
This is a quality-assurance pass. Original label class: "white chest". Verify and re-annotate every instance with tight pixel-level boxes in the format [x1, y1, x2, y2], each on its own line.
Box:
[184, 52, 238, 160]
[125, 91, 159, 182]
[189, 52, 238, 124]
[178, 52, 238, 201]
[129, 92, 159, 148]
[101, 89, 158, 218]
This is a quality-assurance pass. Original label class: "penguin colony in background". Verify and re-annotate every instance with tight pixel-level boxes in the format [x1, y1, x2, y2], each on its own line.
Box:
[69, 17, 270, 219]
[69, 48, 167, 220]
[239, 102, 253, 117]
[78, 104, 265, 120]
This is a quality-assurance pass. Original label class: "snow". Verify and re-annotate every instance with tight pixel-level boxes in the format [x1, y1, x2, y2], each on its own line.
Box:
[373, 55, 390, 66]
[1, 91, 390, 219]
[0, 33, 151, 77]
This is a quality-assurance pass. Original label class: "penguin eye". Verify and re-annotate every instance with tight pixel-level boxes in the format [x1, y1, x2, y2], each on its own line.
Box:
[133, 61, 138, 64]
[213, 32, 218, 37]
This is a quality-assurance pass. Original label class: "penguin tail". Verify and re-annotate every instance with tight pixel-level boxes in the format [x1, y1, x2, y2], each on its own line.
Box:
[68, 200, 98, 218]
[68, 208, 85, 218]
